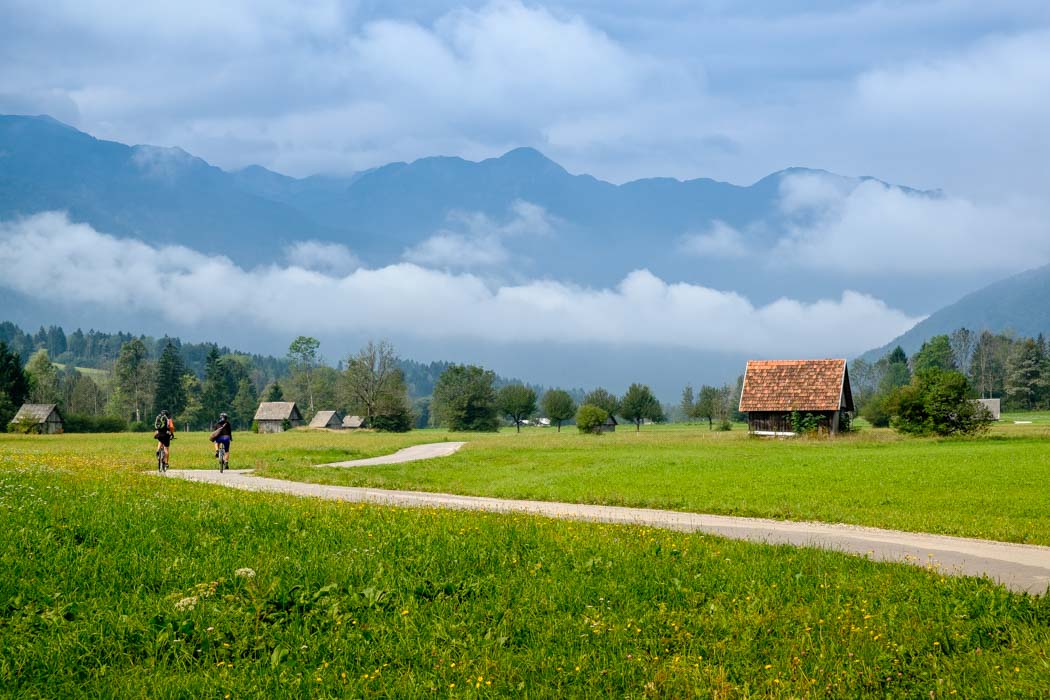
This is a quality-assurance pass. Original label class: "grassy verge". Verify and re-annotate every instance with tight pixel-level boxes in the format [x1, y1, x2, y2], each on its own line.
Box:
[250, 425, 1050, 546]
[0, 442, 1047, 697]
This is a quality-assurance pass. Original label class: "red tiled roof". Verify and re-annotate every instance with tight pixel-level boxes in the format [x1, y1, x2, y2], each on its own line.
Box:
[739, 359, 852, 412]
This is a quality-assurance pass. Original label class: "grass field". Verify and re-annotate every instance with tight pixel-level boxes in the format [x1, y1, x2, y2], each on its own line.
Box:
[0, 431, 1048, 697]
[245, 422, 1050, 546]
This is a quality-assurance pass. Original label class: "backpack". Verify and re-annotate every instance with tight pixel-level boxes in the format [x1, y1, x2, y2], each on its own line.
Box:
[155, 414, 173, 434]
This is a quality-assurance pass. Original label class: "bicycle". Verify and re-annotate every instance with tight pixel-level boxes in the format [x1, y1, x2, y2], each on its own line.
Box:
[216, 441, 227, 473]
[156, 446, 168, 473]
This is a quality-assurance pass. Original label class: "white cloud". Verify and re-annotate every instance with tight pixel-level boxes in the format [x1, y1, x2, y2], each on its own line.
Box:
[403, 233, 509, 269]
[679, 221, 748, 259]
[284, 240, 361, 276]
[0, 212, 921, 357]
[404, 200, 556, 269]
[773, 173, 1050, 274]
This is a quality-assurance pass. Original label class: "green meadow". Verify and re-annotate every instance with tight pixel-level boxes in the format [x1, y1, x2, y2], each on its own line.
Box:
[255, 422, 1050, 546]
[1, 426, 1048, 696]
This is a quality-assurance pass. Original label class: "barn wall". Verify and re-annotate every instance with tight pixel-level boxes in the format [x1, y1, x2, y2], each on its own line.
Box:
[258, 420, 284, 434]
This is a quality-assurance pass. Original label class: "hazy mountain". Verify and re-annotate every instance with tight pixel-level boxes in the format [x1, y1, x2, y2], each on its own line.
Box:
[860, 263, 1050, 360]
[0, 114, 946, 304]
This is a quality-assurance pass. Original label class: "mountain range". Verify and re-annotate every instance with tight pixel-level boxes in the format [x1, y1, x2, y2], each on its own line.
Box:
[1, 113, 946, 309]
[2, 113, 1049, 394]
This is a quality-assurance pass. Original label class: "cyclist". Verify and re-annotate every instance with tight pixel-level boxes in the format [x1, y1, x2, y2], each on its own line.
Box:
[212, 412, 233, 469]
[154, 409, 175, 468]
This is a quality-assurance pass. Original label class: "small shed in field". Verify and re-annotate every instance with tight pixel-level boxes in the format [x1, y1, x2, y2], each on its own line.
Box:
[599, 414, 618, 433]
[8, 403, 64, 434]
[976, 398, 1001, 421]
[309, 410, 344, 429]
[739, 359, 854, 436]
[342, 415, 364, 429]
[253, 402, 303, 433]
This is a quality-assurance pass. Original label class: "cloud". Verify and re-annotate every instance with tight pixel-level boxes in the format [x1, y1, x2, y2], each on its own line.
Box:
[403, 200, 556, 269]
[679, 221, 748, 259]
[284, 240, 361, 276]
[0, 212, 921, 357]
[773, 173, 1050, 274]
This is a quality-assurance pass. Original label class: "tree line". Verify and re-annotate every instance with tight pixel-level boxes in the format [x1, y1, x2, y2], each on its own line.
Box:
[0, 324, 667, 434]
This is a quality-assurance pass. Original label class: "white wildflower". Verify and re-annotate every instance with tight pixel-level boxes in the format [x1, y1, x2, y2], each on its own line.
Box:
[235, 567, 256, 579]
[175, 596, 198, 612]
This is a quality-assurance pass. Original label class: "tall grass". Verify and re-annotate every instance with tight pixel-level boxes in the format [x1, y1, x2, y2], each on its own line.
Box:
[0, 433, 1048, 696]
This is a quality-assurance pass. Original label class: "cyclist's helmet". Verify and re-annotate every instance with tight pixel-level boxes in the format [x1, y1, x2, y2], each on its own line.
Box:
[219, 412, 228, 421]
[161, 409, 169, 417]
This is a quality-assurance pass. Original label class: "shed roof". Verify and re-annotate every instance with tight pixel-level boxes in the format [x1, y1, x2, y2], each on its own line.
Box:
[253, 402, 302, 421]
[8, 403, 61, 424]
[739, 359, 854, 412]
[308, 410, 342, 428]
[342, 415, 364, 429]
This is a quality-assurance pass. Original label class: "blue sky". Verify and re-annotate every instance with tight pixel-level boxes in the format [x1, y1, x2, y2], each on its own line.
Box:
[2, 1, 1048, 198]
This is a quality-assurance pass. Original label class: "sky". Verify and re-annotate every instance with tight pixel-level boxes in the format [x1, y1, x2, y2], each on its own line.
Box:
[1, 1, 1049, 390]
[3, 0, 1048, 197]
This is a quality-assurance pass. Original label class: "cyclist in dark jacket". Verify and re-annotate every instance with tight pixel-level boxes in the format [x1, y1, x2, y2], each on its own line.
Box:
[154, 410, 174, 467]
[212, 412, 233, 468]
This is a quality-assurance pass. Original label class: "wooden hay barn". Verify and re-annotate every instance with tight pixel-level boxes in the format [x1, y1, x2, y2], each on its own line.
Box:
[739, 359, 854, 436]
[253, 402, 303, 433]
[600, 415, 617, 433]
[342, 415, 364, 429]
[309, 410, 344, 429]
[8, 403, 64, 434]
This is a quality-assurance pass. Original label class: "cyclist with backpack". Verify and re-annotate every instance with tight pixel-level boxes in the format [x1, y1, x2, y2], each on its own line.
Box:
[211, 412, 233, 469]
[154, 410, 175, 469]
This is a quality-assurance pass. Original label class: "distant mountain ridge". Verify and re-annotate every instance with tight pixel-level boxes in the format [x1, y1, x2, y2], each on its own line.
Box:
[0, 113, 933, 302]
[860, 263, 1050, 360]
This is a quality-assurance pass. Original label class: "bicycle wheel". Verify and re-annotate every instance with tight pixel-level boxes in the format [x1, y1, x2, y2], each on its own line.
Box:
[157, 447, 165, 473]
[218, 444, 226, 473]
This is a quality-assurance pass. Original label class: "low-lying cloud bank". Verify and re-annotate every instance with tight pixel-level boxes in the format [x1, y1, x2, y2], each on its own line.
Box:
[0, 212, 921, 357]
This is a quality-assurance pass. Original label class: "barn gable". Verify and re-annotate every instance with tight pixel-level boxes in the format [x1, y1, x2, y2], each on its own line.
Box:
[308, 410, 343, 429]
[739, 359, 854, 436]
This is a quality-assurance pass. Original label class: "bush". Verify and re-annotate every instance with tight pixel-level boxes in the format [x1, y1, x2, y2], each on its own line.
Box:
[790, 411, 824, 435]
[127, 421, 151, 433]
[8, 414, 41, 434]
[251, 420, 259, 434]
[888, 369, 991, 437]
[716, 419, 732, 431]
[64, 414, 128, 433]
[861, 394, 892, 428]
[575, 404, 608, 435]
[370, 410, 413, 433]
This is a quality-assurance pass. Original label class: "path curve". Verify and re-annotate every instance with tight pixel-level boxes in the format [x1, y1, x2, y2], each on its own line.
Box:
[318, 441, 466, 467]
[163, 465, 1050, 595]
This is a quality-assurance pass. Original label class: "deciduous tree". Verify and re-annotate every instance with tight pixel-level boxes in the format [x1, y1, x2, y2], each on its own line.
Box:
[498, 384, 537, 433]
[431, 364, 498, 432]
[344, 341, 406, 427]
[540, 389, 576, 432]
[288, 335, 321, 415]
[25, 349, 60, 405]
[620, 383, 662, 431]
[583, 387, 619, 419]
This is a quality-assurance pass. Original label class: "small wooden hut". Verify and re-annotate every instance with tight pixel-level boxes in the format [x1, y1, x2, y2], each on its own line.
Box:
[739, 359, 854, 436]
[253, 402, 303, 433]
[309, 410, 344, 430]
[8, 404, 64, 434]
[599, 415, 618, 433]
[342, 415, 364, 429]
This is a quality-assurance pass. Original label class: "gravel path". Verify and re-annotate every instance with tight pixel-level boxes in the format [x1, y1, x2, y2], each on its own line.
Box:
[162, 444, 1050, 595]
[317, 441, 466, 467]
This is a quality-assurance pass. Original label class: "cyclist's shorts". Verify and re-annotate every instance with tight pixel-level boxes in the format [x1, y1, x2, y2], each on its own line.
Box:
[215, 435, 232, 452]
[156, 432, 172, 447]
